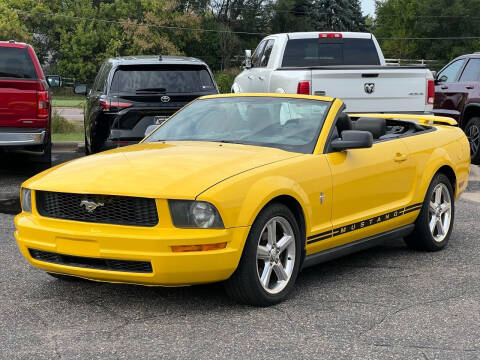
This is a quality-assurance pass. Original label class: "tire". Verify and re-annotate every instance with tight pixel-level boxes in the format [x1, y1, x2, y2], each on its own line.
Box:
[224, 203, 302, 306]
[404, 173, 454, 251]
[465, 117, 480, 165]
[47, 272, 88, 282]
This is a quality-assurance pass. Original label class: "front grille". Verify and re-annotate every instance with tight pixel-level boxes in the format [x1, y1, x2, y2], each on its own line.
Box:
[29, 249, 153, 273]
[36, 191, 158, 227]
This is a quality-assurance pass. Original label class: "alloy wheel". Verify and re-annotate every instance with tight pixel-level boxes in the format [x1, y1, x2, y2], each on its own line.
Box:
[428, 183, 452, 243]
[467, 124, 480, 155]
[256, 216, 296, 294]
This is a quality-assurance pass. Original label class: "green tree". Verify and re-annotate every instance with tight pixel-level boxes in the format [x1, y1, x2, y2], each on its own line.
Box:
[0, 3, 31, 42]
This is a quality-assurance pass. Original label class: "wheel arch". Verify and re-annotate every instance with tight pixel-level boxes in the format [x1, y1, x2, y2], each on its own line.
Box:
[461, 104, 480, 129]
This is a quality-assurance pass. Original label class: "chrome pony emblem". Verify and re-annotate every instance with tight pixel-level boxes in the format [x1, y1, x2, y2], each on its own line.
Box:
[161, 95, 170, 103]
[364, 83, 375, 94]
[80, 199, 104, 213]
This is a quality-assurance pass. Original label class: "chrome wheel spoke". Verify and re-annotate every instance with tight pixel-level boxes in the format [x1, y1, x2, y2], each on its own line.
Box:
[260, 261, 273, 287]
[435, 218, 444, 236]
[440, 202, 451, 214]
[429, 216, 437, 233]
[429, 201, 436, 213]
[273, 263, 288, 281]
[257, 245, 270, 260]
[435, 187, 442, 204]
[277, 235, 293, 253]
[267, 220, 277, 245]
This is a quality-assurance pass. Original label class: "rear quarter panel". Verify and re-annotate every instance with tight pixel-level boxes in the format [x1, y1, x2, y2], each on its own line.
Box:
[401, 126, 470, 203]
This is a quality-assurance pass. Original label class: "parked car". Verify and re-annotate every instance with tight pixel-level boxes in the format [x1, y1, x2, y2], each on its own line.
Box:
[433, 53, 480, 164]
[0, 40, 60, 168]
[75, 55, 218, 154]
[15, 94, 470, 306]
[233, 32, 435, 114]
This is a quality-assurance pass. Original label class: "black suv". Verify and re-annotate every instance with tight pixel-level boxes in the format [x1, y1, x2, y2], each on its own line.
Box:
[75, 56, 218, 154]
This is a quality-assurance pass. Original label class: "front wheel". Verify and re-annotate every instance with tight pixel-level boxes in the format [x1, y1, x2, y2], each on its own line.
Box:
[404, 173, 454, 251]
[224, 203, 302, 306]
[465, 117, 480, 165]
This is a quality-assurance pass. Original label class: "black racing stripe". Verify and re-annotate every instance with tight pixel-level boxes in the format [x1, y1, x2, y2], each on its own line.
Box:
[307, 230, 332, 240]
[306, 233, 332, 244]
[307, 203, 422, 245]
[404, 206, 422, 214]
[405, 202, 423, 210]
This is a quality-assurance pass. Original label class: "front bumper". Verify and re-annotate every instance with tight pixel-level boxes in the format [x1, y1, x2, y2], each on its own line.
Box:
[14, 212, 250, 286]
[0, 129, 46, 146]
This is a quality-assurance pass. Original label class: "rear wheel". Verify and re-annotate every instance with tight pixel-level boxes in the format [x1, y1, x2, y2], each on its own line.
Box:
[465, 117, 480, 165]
[404, 173, 454, 251]
[224, 203, 302, 306]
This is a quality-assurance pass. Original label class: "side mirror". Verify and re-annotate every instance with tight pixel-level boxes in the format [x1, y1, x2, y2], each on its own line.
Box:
[244, 49, 252, 69]
[46, 75, 62, 88]
[331, 130, 373, 151]
[74, 84, 88, 95]
[144, 124, 158, 137]
[435, 75, 448, 85]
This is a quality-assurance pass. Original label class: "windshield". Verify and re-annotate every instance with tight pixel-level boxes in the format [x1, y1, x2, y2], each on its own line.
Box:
[144, 96, 331, 153]
[110, 65, 215, 94]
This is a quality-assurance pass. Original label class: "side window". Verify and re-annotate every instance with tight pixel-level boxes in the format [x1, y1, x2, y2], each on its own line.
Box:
[437, 59, 466, 83]
[95, 63, 110, 92]
[251, 41, 267, 67]
[259, 40, 275, 67]
[459, 59, 480, 82]
[92, 63, 106, 92]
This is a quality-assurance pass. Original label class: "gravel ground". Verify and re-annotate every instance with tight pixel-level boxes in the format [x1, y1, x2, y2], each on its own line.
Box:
[0, 197, 479, 359]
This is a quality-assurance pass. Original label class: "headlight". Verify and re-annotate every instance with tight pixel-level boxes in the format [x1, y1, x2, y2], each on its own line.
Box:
[21, 188, 32, 212]
[168, 200, 224, 229]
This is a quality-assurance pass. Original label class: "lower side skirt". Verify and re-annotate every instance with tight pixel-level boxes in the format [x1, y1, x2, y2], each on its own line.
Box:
[301, 224, 415, 270]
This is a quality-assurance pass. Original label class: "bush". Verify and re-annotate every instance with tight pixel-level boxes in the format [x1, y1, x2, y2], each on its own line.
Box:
[51, 109, 75, 134]
[214, 68, 241, 93]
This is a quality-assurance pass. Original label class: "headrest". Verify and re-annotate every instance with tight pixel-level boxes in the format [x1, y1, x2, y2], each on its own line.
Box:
[354, 117, 386, 139]
[336, 113, 352, 134]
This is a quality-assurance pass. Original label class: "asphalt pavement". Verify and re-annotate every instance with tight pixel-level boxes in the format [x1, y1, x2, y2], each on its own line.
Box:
[0, 149, 479, 358]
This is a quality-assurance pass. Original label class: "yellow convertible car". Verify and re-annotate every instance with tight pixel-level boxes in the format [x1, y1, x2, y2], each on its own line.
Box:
[15, 94, 470, 306]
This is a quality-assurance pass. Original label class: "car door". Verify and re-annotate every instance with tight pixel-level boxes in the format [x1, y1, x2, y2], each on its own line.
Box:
[235, 40, 267, 93]
[323, 135, 416, 248]
[434, 58, 467, 122]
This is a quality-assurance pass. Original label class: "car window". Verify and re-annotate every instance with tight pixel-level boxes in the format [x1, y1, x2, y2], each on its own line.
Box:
[0, 47, 37, 79]
[110, 65, 215, 94]
[282, 38, 380, 67]
[259, 40, 275, 67]
[92, 63, 106, 92]
[437, 59, 466, 83]
[251, 41, 267, 67]
[145, 96, 331, 154]
[459, 58, 480, 82]
[95, 63, 111, 92]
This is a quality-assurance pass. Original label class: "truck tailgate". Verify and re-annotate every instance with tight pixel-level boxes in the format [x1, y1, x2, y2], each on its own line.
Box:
[0, 80, 37, 127]
[310, 67, 428, 113]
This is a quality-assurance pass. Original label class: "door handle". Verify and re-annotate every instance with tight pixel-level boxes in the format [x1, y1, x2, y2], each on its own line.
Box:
[394, 153, 408, 162]
[441, 85, 448, 89]
[259, 76, 265, 81]
[248, 75, 255, 80]
[466, 85, 474, 89]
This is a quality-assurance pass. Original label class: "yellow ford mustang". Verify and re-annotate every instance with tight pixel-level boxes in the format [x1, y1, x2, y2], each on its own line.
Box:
[15, 94, 470, 306]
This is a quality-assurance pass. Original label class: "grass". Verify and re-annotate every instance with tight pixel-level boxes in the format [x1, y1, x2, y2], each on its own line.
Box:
[51, 95, 85, 108]
[52, 132, 84, 142]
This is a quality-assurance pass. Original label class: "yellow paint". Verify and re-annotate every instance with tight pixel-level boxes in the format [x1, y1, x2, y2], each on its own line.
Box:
[14, 94, 471, 286]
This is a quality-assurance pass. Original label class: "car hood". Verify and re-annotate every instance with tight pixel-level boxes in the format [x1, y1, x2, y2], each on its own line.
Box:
[24, 142, 300, 199]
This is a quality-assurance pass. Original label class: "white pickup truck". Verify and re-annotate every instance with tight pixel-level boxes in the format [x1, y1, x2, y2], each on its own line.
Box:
[232, 32, 435, 113]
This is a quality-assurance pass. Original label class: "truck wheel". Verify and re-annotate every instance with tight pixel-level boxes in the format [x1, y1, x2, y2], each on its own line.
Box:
[465, 117, 480, 165]
[404, 173, 454, 251]
[224, 203, 302, 306]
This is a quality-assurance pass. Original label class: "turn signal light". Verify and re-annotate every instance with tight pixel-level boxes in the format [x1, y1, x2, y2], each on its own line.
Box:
[171, 242, 227, 252]
[37, 91, 50, 118]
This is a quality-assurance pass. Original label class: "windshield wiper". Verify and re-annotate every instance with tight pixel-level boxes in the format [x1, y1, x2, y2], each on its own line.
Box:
[135, 87, 167, 93]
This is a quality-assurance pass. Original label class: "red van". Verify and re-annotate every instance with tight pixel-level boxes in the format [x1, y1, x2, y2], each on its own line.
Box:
[0, 40, 60, 169]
